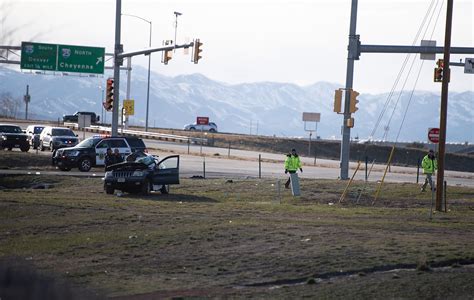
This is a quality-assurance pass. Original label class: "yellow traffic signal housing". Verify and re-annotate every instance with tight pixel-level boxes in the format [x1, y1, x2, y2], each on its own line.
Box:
[104, 78, 114, 111]
[436, 59, 444, 68]
[193, 38, 203, 64]
[434, 67, 443, 82]
[349, 90, 359, 113]
[163, 50, 173, 65]
[346, 117, 355, 128]
[334, 89, 342, 113]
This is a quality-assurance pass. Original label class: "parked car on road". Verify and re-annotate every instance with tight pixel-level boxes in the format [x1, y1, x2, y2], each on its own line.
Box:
[39, 126, 79, 152]
[103, 153, 180, 195]
[184, 122, 218, 132]
[0, 124, 30, 152]
[53, 135, 147, 172]
[63, 111, 99, 124]
[26, 124, 46, 149]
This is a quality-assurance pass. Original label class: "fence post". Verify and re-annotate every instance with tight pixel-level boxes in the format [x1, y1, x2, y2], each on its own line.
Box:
[203, 157, 206, 179]
[365, 156, 368, 181]
[258, 154, 261, 179]
[228, 141, 231, 158]
[187, 138, 190, 154]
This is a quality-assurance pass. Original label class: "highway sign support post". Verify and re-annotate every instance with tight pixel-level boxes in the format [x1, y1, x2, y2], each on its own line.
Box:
[302, 112, 320, 157]
[339, 0, 474, 181]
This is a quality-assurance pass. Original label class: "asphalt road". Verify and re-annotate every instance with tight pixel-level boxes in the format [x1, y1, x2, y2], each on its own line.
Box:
[3, 122, 474, 187]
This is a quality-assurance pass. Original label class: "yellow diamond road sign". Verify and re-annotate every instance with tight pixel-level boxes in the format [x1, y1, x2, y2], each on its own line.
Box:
[123, 99, 134, 116]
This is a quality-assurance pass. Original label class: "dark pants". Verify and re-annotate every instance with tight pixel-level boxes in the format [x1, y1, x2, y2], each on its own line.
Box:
[285, 170, 296, 188]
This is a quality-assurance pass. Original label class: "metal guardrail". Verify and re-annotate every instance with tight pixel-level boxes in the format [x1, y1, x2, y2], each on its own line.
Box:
[64, 123, 207, 144]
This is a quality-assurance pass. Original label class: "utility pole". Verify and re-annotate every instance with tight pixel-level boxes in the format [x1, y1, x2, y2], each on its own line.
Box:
[24, 85, 31, 120]
[436, 0, 454, 211]
[340, 0, 358, 180]
[112, 0, 123, 136]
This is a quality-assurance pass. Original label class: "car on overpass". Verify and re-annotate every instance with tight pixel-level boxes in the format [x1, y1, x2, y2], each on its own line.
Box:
[184, 122, 218, 132]
[0, 124, 30, 152]
[63, 111, 99, 124]
[103, 153, 180, 195]
[53, 135, 147, 172]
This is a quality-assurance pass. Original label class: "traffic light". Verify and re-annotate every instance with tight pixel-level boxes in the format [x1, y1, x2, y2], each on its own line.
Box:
[163, 49, 173, 65]
[349, 90, 359, 113]
[103, 78, 114, 111]
[334, 89, 342, 113]
[193, 38, 203, 64]
[434, 59, 446, 82]
[434, 67, 443, 82]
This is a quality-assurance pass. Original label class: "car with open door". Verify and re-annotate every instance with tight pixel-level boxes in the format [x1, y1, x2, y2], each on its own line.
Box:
[103, 153, 180, 195]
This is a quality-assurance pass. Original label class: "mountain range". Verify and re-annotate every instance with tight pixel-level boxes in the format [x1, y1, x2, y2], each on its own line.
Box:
[0, 66, 473, 142]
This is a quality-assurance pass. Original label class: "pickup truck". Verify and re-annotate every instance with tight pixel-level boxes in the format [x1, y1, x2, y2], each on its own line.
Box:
[62, 112, 99, 124]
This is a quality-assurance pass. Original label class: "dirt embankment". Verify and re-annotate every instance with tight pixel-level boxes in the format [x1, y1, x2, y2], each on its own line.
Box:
[203, 135, 474, 173]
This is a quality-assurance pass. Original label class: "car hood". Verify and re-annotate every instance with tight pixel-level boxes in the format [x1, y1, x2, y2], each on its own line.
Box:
[106, 162, 148, 172]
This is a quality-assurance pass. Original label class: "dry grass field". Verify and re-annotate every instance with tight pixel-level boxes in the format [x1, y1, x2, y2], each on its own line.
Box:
[1, 154, 474, 299]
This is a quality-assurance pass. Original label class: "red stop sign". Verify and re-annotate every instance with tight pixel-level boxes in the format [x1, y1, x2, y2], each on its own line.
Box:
[428, 128, 440, 143]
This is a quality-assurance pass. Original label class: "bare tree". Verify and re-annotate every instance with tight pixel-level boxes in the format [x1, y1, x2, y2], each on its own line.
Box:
[0, 92, 21, 118]
[0, 1, 44, 61]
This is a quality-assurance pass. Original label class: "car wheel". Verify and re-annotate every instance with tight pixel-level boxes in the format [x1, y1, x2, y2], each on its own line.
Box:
[209, 128, 216, 133]
[78, 157, 92, 172]
[50, 142, 55, 152]
[40, 141, 45, 151]
[189, 127, 196, 131]
[7, 148, 12, 151]
[160, 185, 169, 194]
[105, 186, 114, 195]
[141, 179, 151, 195]
[20, 145, 30, 152]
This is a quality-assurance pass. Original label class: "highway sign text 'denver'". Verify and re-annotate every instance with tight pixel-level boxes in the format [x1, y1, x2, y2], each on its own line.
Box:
[21, 42, 105, 74]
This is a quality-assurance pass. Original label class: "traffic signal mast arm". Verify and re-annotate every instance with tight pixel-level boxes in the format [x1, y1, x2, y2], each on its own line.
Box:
[117, 42, 194, 59]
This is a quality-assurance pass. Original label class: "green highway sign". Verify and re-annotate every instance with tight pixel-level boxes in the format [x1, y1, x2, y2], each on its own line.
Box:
[20, 42, 57, 71]
[57, 44, 104, 74]
[21, 42, 105, 74]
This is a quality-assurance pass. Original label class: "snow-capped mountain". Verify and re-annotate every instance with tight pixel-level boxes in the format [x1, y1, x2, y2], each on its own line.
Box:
[0, 66, 473, 142]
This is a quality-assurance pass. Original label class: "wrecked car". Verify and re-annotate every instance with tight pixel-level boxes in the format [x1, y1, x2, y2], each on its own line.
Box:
[103, 153, 180, 195]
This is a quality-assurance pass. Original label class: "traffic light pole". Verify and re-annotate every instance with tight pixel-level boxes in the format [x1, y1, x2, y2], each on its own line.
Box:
[112, 0, 123, 136]
[339, 0, 474, 180]
[340, 0, 358, 180]
[436, 0, 454, 212]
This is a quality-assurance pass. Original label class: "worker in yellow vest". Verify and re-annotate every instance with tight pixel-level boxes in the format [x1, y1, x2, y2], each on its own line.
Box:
[421, 149, 438, 192]
[284, 148, 303, 189]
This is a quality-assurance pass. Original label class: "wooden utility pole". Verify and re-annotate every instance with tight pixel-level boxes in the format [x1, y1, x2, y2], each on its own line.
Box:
[436, 0, 454, 211]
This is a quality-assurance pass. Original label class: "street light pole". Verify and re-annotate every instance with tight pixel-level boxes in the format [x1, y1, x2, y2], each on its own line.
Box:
[122, 13, 152, 132]
[146, 22, 152, 131]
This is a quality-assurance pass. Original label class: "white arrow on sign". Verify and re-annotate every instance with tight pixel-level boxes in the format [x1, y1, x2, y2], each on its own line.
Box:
[96, 56, 103, 65]
[465, 57, 474, 74]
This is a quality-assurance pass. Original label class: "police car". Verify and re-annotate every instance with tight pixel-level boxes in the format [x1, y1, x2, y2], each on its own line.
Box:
[53, 135, 147, 172]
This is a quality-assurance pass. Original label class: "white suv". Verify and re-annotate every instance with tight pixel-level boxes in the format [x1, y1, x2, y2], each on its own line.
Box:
[184, 122, 218, 132]
[39, 126, 79, 152]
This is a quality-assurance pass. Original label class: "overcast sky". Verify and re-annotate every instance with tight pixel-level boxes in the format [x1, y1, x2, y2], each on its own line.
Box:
[3, 0, 474, 93]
